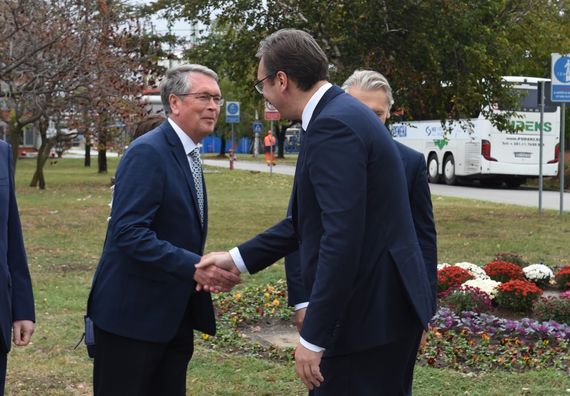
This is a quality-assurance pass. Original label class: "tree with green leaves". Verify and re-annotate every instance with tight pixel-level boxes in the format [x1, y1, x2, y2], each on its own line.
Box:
[152, 0, 569, 135]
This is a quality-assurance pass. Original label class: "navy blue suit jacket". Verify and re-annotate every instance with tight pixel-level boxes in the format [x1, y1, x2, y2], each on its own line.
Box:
[285, 141, 437, 312]
[238, 86, 434, 356]
[87, 122, 215, 343]
[0, 141, 35, 353]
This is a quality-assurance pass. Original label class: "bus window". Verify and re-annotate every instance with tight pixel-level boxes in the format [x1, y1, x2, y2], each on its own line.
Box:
[500, 86, 557, 113]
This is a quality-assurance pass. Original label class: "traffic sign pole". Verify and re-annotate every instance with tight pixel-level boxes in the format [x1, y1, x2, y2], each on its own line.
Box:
[561, 103, 566, 216]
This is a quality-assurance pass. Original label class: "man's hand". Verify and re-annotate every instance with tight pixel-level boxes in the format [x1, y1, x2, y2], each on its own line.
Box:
[13, 320, 34, 346]
[294, 308, 306, 333]
[295, 343, 324, 390]
[194, 252, 241, 292]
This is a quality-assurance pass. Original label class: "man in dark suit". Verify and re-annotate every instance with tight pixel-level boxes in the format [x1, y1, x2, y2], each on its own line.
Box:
[87, 64, 240, 396]
[197, 29, 434, 394]
[285, 69, 438, 393]
[0, 140, 35, 396]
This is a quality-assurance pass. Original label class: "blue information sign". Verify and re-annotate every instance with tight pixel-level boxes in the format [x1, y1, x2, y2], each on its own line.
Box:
[226, 101, 240, 123]
[551, 53, 570, 103]
[252, 121, 263, 134]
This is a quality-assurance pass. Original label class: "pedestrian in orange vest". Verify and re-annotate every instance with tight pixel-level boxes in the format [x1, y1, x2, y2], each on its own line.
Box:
[263, 130, 276, 165]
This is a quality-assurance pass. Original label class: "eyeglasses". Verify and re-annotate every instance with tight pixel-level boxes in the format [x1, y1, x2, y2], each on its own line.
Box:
[177, 92, 224, 106]
[254, 73, 276, 95]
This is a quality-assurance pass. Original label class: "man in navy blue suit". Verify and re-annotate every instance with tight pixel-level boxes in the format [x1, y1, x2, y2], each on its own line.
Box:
[197, 29, 435, 394]
[87, 64, 240, 396]
[285, 69, 437, 393]
[0, 140, 35, 396]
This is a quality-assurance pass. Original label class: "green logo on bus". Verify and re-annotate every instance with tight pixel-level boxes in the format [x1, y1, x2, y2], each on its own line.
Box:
[510, 120, 552, 133]
[434, 139, 448, 149]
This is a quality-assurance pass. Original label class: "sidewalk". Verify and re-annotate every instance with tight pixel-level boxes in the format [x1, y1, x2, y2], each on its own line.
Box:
[203, 158, 569, 212]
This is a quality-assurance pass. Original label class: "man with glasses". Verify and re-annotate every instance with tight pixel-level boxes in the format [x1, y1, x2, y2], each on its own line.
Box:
[197, 30, 434, 395]
[86, 64, 240, 396]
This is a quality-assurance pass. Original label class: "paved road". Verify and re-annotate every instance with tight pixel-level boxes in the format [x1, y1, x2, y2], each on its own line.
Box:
[204, 158, 569, 212]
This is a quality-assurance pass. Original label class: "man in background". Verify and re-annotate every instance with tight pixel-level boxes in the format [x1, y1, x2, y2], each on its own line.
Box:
[0, 139, 35, 396]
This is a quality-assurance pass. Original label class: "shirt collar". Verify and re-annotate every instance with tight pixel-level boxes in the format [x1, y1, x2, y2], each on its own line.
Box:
[301, 82, 333, 131]
[168, 118, 198, 155]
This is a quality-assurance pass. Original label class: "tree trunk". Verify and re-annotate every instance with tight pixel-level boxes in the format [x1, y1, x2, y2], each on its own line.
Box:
[30, 147, 50, 189]
[219, 134, 226, 157]
[8, 123, 21, 170]
[98, 149, 107, 173]
[30, 117, 53, 189]
[276, 125, 286, 159]
[97, 122, 107, 173]
[84, 142, 91, 167]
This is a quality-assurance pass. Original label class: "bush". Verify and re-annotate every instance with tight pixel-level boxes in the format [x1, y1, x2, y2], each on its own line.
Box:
[554, 266, 570, 290]
[495, 280, 543, 312]
[484, 260, 524, 283]
[532, 297, 570, 325]
[439, 285, 493, 313]
[437, 266, 473, 294]
[522, 264, 554, 288]
[495, 252, 528, 267]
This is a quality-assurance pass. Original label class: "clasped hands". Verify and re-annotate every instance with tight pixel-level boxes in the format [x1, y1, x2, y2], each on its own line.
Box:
[193, 252, 241, 293]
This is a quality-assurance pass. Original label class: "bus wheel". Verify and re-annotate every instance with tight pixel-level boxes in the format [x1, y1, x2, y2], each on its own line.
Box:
[443, 155, 456, 185]
[427, 154, 440, 183]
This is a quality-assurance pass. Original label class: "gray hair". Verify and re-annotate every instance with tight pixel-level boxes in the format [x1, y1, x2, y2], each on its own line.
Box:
[341, 70, 394, 110]
[160, 64, 219, 114]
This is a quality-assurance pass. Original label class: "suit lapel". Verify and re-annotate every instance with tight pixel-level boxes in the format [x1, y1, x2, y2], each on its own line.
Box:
[163, 125, 206, 235]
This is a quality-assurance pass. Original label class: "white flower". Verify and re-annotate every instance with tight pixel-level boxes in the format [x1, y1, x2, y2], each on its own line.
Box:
[454, 262, 489, 280]
[523, 264, 554, 282]
[437, 263, 450, 271]
[463, 278, 502, 299]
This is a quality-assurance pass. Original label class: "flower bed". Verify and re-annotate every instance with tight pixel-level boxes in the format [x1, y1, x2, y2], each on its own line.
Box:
[422, 307, 570, 372]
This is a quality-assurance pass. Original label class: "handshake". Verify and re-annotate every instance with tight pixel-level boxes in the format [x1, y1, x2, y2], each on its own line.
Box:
[193, 252, 241, 293]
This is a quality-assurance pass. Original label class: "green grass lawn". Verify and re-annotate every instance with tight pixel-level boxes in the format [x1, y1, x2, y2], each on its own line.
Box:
[5, 157, 570, 395]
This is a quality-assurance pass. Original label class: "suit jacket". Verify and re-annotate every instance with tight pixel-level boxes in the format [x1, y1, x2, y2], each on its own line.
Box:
[238, 86, 434, 356]
[285, 141, 438, 311]
[0, 140, 35, 353]
[87, 121, 215, 343]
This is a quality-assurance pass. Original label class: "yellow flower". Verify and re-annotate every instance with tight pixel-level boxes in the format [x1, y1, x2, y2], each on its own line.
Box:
[264, 292, 270, 299]
[202, 334, 209, 341]
[234, 293, 241, 301]
[272, 299, 280, 306]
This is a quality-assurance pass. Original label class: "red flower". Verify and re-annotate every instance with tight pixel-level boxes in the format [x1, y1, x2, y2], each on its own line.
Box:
[437, 266, 473, 294]
[496, 279, 543, 312]
[484, 260, 524, 283]
[555, 266, 570, 290]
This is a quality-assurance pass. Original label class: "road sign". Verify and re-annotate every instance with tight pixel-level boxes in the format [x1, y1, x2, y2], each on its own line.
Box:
[551, 53, 570, 103]
[264, 101, 280, 121]
[226, 101, 240, 123]
[252, 121, 263, 134]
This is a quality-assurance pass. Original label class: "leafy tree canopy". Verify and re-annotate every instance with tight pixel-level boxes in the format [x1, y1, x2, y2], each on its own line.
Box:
[152, 0, 569, 129]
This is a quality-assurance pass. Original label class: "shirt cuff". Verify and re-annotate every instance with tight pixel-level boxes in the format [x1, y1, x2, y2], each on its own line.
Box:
[300, 337, 325, 353]
[294, 302, 309, 311]
[229, 247, 249, 274]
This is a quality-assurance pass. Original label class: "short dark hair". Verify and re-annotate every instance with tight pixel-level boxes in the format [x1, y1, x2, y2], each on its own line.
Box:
[256, 29, 328, 91]
[132, 114, 165, 140]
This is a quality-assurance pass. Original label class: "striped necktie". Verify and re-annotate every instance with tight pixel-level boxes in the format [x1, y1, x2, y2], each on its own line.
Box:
[189, 148, 204, 226]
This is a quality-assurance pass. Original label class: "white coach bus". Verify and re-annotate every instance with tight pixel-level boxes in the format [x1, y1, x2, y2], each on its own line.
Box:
[390, 76, 561, 187]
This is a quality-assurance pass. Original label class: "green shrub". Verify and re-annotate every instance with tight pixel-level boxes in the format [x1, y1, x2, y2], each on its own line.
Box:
[532, 297, 570, 325]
